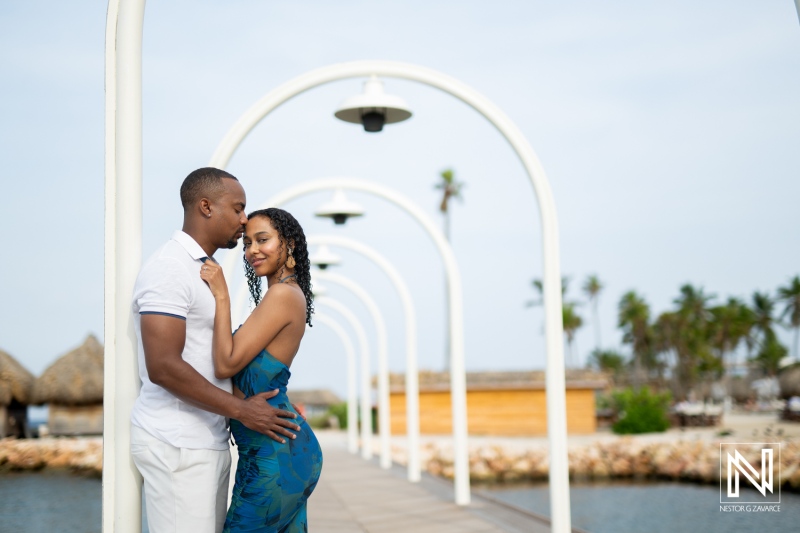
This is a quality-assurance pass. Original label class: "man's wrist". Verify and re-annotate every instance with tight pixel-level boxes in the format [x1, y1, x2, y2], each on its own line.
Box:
[229, 396, 246, 420]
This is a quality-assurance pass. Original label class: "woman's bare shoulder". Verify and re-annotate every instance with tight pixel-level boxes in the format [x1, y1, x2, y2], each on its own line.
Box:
[262, 282, 306, 308]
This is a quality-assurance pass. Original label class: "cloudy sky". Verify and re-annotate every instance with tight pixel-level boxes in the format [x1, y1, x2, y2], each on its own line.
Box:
[2, 1, 799, 397]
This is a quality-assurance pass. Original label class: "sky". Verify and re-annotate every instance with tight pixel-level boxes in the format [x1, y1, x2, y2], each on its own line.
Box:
[2, 1, 800, 399]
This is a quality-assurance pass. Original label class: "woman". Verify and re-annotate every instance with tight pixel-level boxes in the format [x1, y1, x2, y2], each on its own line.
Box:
[200, 207, 322, 532]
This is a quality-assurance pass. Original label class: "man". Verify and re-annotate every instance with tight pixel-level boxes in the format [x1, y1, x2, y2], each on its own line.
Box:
[130, 167, 300, 533]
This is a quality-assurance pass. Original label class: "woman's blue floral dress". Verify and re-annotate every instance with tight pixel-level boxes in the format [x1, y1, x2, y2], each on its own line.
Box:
[224, 349, 323, 532]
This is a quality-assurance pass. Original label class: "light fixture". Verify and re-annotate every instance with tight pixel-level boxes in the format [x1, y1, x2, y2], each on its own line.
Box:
[334, 75, 412, 133]
[314, 189, 365, 225]
[310, 276, 329, 297]
[309, 245, 341, 270]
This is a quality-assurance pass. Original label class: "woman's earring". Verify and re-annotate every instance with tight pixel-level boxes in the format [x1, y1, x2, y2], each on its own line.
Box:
[286, 250, 296, 269]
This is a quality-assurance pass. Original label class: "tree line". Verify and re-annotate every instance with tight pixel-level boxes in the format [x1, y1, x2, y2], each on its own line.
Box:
[527, 275, 800, 400]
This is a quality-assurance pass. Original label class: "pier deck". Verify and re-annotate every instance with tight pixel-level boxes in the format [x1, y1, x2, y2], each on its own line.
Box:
[308, 433, 552, 533]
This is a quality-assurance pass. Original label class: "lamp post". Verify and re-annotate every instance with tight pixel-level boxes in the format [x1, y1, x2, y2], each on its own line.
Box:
[315, 297, 374, 459]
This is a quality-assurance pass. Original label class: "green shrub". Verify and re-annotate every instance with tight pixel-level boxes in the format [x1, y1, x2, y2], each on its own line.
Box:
[306, 415, 330, 429]
[611, 387, 671, 435]
[326, 402, 348, 429]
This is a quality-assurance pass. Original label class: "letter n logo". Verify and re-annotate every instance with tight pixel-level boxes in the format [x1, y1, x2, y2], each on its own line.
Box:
[719, 443, 780, 504]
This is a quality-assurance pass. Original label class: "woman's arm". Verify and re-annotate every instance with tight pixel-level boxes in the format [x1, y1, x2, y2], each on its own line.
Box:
[201, 262, 297, 379]
[199, 261, 235, 378]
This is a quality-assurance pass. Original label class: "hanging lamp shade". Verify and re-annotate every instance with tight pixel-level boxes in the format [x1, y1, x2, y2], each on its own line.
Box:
[310, 276, 329, 297]
[309, 245, 341, 270]
[314, 189, 365, 225]
[334, 76, 412, 132]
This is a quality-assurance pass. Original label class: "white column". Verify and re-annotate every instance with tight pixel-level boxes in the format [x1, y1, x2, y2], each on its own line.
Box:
[101, 1, 120, 531]
[316, 297, 373, 459]
[314, 271, 391, 469]
[109, 0, 146, 531]
[314, 313, 359, 454]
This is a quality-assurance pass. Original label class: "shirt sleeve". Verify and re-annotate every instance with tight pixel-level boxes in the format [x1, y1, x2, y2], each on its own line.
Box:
[133, 257, 194, 320]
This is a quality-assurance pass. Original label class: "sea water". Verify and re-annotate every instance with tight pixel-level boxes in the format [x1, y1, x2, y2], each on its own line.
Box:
[0, 471, 102, 532]
[484, 480, 800, 533]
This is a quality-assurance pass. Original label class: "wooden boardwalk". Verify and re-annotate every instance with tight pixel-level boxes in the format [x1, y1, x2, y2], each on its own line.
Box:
[308, 434, 554, 533]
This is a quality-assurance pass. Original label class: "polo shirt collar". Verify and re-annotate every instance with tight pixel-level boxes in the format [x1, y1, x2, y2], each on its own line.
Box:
[172, 230, 212, 262]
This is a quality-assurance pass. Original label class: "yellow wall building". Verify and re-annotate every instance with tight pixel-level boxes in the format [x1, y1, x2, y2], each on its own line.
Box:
[389, 370, 608, 436]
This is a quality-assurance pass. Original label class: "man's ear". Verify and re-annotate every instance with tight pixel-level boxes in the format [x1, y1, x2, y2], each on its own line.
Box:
[199, 198, 211, 217]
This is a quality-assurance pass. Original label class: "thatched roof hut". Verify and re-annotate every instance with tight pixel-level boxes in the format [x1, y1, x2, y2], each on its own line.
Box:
[288, 389, 342, 406]
[32, 335, 104, 406]
[0, 348, 35, 406]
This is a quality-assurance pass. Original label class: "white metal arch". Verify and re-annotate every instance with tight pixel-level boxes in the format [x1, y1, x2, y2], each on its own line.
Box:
[313, 270, 392, 469]
[315, 297, 374, 459]
[306, 313, 359, 454]
[105, 36, 569, 525]
[222, 178, 465, 497]
[306, 235, 421, 483]
[210, 62, 568, 517]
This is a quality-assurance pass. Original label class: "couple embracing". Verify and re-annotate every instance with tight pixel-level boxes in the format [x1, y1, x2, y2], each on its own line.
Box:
[130, 167, 322, 532]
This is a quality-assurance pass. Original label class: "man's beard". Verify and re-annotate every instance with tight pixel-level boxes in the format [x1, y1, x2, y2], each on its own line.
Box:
[223, 239, 238, 249]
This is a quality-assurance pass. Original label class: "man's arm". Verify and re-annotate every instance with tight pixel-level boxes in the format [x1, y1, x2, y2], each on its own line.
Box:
[140, 314, 301, 443]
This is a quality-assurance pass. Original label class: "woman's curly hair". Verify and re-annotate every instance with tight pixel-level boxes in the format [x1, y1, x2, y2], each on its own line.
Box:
[243, 207, 314, 326]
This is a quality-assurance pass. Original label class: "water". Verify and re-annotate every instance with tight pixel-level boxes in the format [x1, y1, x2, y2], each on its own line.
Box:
[3, 472, 797, 532]
[0, 471, 101, 532]
[484, 480, 800, 533]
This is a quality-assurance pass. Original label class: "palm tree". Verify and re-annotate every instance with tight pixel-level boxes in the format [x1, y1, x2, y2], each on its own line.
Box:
[527, 277, 579, 365]
[778, 275, 800, 361]
[582, 274, 604, 351]
[618, 291, 651, 389]
[434, 168, 464, 370]
[671, 285, 717, 393]
[589, 348, 626, 379]
[562, 303, 584, 367]
[752, 291, 778, 340]
[526, 276, 569, 307]
[435, 168, 464, 241]
[709, 297, 754, 374]
[751, 291, 787, 375]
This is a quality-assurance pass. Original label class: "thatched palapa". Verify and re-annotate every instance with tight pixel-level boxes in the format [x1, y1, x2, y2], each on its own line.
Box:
[0, 348, 34, 407]
[0, 348, 35, 438]
[32, 334, 103, 406]
[288, 389, 342, 418]
[32, 335, 104, 436]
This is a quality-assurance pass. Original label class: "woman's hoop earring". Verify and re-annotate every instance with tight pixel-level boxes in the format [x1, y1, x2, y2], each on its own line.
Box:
[286, 250, 296, 269]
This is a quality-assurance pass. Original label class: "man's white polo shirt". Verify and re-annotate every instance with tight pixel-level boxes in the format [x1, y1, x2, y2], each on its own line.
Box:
[130, 230, 232, 451]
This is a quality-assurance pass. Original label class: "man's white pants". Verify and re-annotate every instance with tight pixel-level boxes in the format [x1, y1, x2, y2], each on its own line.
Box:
[131, 424, 231, 533]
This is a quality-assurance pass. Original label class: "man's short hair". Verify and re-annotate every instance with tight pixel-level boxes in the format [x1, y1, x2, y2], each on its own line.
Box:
[180, 167, 238, 210]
